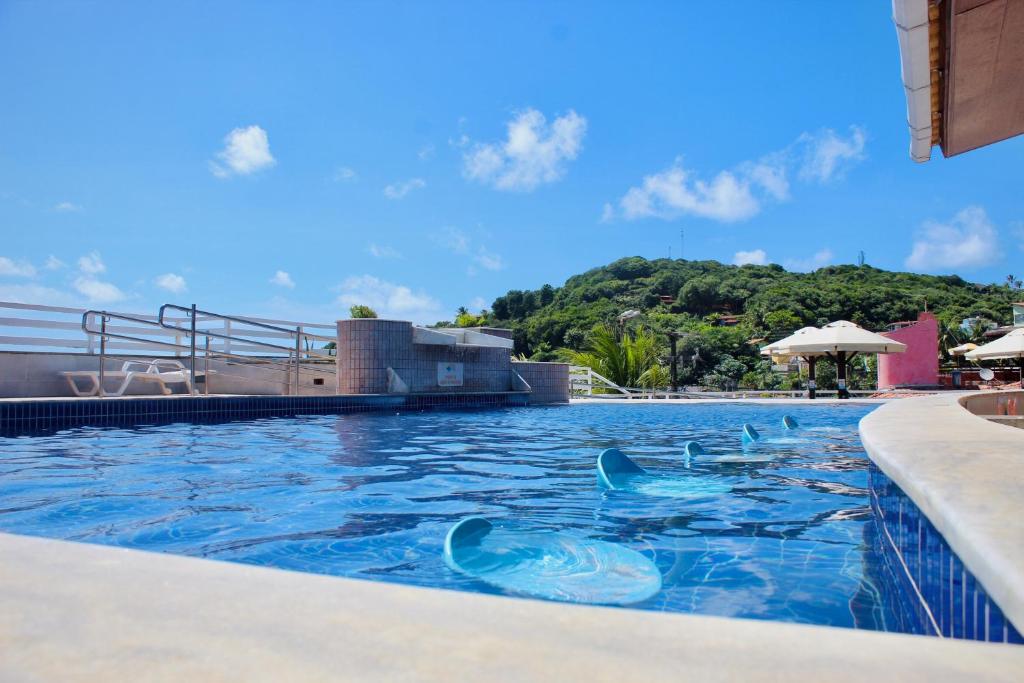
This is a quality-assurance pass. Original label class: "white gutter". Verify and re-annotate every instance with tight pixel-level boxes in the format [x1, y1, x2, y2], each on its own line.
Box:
[892, 0, 933, 162]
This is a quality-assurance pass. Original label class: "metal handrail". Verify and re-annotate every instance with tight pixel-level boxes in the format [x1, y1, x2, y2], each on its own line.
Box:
[0, 299, 337, 355]
[81, 311, 191, 352]
[81, 308, 335, 397]
[159, 304, 313, 353]
[158, 303, 333, 395]
[82, 311, 192, 397]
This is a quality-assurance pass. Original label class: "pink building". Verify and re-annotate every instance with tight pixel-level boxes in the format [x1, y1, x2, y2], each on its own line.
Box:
[877, 312, 938, 389]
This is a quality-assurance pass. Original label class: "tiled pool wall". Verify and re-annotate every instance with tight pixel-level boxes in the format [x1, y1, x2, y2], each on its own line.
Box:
[511, 361, 570, 404]
[0, 392, 532, 436]
[336, 319, 514, 394]
[869, 465, 1023, 643]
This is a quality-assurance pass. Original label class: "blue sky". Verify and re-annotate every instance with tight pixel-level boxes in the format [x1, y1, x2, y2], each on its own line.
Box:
[1, 1, 1021, 323]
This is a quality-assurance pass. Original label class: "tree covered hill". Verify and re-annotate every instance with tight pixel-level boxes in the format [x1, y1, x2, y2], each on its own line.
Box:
[477, 257, 1018, 370]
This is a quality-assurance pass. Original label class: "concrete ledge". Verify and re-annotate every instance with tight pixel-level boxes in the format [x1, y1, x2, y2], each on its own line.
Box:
[859, 392, 1024, 633]
[2, 531, 1022, 682]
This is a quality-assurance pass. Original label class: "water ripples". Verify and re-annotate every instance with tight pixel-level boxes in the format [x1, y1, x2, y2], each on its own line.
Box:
[0, 403, 901, 630]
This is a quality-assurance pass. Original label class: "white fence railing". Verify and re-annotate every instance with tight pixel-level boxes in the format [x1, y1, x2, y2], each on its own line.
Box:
[0, 301, 336, 357]
[0, 301, 342, 396]
[569, 364, 888, 400]
[570, 365, 632, 396]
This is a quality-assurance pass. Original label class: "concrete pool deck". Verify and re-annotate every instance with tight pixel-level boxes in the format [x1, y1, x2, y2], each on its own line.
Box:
[859, 391, 1024, 636]
[2, 531, 1023, 682]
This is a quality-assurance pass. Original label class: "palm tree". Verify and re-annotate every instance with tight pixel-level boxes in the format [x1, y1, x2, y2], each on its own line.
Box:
[568, 324, 668, 390]
[938, 321, 964, 365]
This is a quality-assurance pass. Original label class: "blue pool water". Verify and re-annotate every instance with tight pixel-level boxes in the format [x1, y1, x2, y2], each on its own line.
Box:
[0, 403, 910, 630]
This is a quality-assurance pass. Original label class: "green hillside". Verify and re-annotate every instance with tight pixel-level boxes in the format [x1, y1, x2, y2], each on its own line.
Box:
[462, 257, 1019, 389]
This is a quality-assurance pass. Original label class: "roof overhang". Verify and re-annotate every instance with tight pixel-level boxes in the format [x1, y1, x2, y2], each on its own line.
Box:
[892, 0, 1024, 161]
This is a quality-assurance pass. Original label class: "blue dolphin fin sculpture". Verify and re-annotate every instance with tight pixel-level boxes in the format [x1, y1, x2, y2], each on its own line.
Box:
[597, 447, 732, 499]
[741, 423, 760, 443]
[782, 415, 799, 430]
[597, 448, 645, 489]
[443, 516, 662, 605]
[682, 441, 704, 468]
[443, 516, 493, 574]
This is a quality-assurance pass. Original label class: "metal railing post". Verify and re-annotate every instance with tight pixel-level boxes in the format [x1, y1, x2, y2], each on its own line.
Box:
[189, 304, 197, 396]
[204, 335, 210, 396]
[98, 313, 107, 397]
[294, 326, 302, 396]
[86, 312, 96, 354]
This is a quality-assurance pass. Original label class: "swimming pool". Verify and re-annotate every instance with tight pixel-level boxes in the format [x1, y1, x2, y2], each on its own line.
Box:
[0, 403, 918, 631]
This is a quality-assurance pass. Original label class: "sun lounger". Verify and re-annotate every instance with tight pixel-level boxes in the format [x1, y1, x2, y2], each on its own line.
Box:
[61, 359, 199, 397]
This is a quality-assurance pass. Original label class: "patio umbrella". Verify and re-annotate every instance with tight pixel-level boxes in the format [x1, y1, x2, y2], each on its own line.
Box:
[760, 327, 824, 399]
[948, 342, 978, 355]
[948, 342, 978, 370]
[760, 326, 820, 359]
[965, 328, 1024, 383]
[781, 321, 907, 399]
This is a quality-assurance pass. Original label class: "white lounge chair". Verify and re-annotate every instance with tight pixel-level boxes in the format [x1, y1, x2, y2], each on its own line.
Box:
[61, 359, 197, 397]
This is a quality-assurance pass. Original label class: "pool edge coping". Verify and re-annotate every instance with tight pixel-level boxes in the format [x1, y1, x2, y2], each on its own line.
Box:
[2, 530, 1023, 682]
[859, 391, 1024, 634]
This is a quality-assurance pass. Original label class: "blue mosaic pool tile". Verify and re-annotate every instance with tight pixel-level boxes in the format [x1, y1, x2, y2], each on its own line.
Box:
[0, 392, 532, 435]
[870, 465, 1022, 643]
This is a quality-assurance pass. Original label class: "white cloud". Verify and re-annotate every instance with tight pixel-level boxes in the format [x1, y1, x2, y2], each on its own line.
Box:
[1012, 221, 1024, 249]
[383, 178, 426, 199]
[434, 227, 504, 274]
[334, 275, 444, 324]
[269, 270, 295, 288]
[0, 283, 78, 306]
[785, 249, 834, 272]
[45, 255, 65, 270]
[77, 251, 106, 275]
[368, 243, 402, 259]
[73, 276, 125, 304]
[474, 247, 504, 271]
[332, 166, 357, 182]
[733, 249, 768, 266]
[53, 201, 82, 213]
[418, 144, 435, 161]
[0, 257, 36, 277]
[905, 206, 999, 272]
[154, 273, 187, 294]
[463, 108, 587, 191]
[619, 161, 760, 223]
[209, 125, 276, 178]
[436, 227, 470, 254]
[469, 296, 488, 311]
[612, 125, 866, 224]
[744, 158, 790, 201]
[798, 126, 866, 183]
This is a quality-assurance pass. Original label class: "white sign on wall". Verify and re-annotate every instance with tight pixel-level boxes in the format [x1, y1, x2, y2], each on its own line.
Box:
[437, 362, 464, 387]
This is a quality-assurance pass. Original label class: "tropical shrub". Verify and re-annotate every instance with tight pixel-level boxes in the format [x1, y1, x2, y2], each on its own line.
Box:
[567, 324, 668, 389]
[349, 305, 378, 319]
